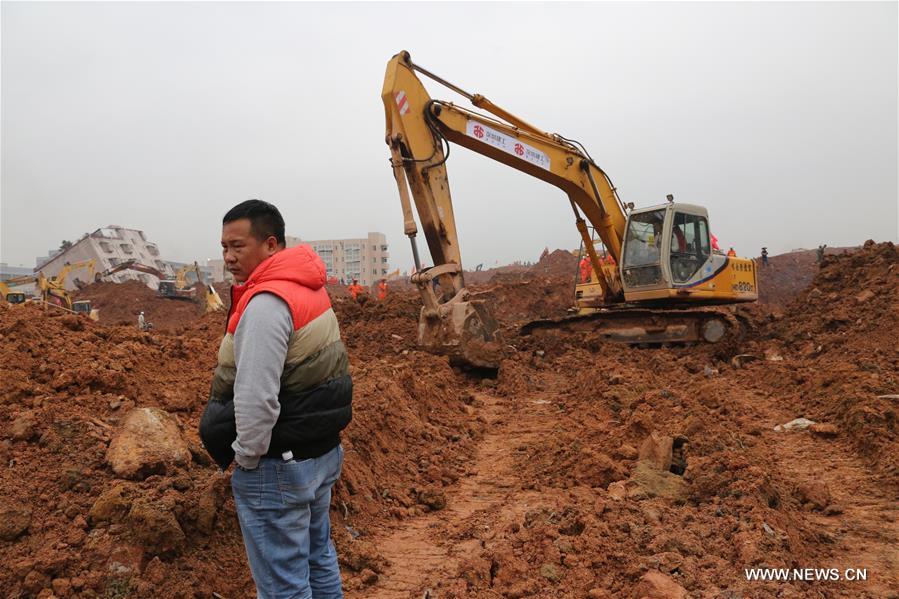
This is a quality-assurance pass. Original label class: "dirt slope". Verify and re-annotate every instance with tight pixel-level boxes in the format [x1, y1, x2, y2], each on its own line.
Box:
[1, 242, 895, 598]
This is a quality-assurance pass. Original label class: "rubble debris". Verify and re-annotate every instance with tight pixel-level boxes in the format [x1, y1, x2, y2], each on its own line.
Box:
[774, 417, 816, 432]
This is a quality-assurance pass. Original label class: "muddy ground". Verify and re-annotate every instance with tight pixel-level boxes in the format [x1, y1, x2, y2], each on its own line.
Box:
[0, 244, 896, 598]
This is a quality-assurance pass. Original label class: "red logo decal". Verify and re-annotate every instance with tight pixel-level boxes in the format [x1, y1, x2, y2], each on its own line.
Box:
[514, 143, 524, 156]
[473, 124, 484, 139]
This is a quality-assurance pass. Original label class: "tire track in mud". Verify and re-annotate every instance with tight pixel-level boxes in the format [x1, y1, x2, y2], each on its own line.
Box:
[359, 388, 557, 598]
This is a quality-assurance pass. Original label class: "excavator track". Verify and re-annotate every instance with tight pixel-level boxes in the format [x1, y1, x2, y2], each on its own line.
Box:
[521, 306, 744, 345]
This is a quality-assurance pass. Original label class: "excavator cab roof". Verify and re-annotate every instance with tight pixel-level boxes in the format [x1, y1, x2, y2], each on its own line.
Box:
[631, 202, 708, 218]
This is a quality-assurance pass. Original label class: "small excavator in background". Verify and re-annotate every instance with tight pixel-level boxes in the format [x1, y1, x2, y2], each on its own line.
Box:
[1, 273, 98, 319]
[0, 276, 35, 304]
[382, 51, 757, 368]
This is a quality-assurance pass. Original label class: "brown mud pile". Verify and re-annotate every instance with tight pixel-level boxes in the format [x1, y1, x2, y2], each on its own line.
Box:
[756, 246, 853, 308]
[1, 244, 896, 598]
[753, 241, 898, 482]
[0, 296, 483, 598]
[74, 281, 205, 330]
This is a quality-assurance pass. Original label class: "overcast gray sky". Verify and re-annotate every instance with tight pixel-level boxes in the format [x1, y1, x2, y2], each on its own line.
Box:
[2, 1, 897, 271]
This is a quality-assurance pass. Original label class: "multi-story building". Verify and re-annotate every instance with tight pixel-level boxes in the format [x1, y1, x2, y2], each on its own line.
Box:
[207, 233, 390, 287]
[35, 226, 175, 290]
[291, 233, 389, 287]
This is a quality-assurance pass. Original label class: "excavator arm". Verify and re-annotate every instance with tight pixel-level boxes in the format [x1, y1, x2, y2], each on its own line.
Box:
[382, 51, 630, 366]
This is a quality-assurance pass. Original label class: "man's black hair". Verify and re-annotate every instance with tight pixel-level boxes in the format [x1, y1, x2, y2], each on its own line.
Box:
[223, 199, 286, 246]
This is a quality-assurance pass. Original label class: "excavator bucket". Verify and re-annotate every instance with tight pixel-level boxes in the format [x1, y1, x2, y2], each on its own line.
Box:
[411, 265, 503, 369]
[417, 298, 502, 369]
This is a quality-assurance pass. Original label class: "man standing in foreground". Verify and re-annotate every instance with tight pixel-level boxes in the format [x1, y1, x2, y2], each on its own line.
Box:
[200, 200, 352, 598]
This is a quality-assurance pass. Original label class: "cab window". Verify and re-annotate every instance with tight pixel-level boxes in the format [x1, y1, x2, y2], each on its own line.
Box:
[670, 212, 710, 283]
[624, 209, 665, 267]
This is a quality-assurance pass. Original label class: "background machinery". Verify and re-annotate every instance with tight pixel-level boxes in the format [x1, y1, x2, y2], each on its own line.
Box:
[382, 51, 757, 367]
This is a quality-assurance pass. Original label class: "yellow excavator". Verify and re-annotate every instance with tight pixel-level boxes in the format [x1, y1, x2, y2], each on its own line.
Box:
[1, 273, 98, 319]
[0, 276, 35, 304]
[382, 51, 757, 368]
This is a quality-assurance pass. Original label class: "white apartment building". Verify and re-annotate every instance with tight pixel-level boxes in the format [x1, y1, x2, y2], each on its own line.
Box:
[35, 226, 175, 290]
[207, 233, 390, 287]
[291, 233, 390, 287]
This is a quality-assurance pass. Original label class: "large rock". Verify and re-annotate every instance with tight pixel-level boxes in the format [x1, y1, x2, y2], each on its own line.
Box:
[106, 408, 189, 480]
[633, 570, 689, 598]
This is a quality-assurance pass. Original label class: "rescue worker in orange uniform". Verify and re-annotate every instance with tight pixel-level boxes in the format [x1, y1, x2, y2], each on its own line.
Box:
[348, 279, 365, 302]
[578, 256, 591, 283]
[727, 247, 737, 257]
[377, 278, 388, 301]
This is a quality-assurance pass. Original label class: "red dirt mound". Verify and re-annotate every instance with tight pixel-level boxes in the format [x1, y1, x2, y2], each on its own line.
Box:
[74, 281, 204, 330]
[756, 247, 854, 308]
[753, 240, 899, 482]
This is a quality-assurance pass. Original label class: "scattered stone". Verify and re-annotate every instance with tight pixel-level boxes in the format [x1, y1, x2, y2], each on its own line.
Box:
[587, 590, 611, 599]
[774, 417, 816, 432]
[106, 408, 190, 480]
[855, 289, 875, 303]
[629, 463, 688, 501]
[142, 556, 166, 585]
[539, 562, 561, 582]
[648, 551, 684, 573]
[417, 487, 447, 511]
[126, 501, 186, 554]
[764, 349, 784, 362]
[0, 504, 31, 540]
[9, 412, 38, 442]
[106, 544, 145, 576]
[607, 481, 627, 501]
[615, 444, 638, 460]
[196, 481, 223, 534]
[703, 365, 718, 377]
[823, 504, 844, 516]
[796, 482, 832, 511]
[809, 423, 839, 437]
[731, 354, 760, 369]
[89, 483, 132, 524]
[633, 570, 688, 599]
[762, 522, 776, 538]
[360, 568, 379, 585]
[638, 432, 673, 472]
[51, 578, 71, 597]
[390, 334, 403, 341]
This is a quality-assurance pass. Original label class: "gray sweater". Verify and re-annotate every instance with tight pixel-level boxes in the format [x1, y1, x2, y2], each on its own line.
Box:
[230, 292, 293, 469]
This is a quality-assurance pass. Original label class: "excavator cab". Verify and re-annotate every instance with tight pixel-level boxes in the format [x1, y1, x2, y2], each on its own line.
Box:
[620, 203, 757, 306]
[5, 293, 27, 304]
[72, 300, 99, 321]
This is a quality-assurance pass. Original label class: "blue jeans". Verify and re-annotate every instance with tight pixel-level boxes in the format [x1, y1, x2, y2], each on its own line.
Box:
[231, 445, 344, 599]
